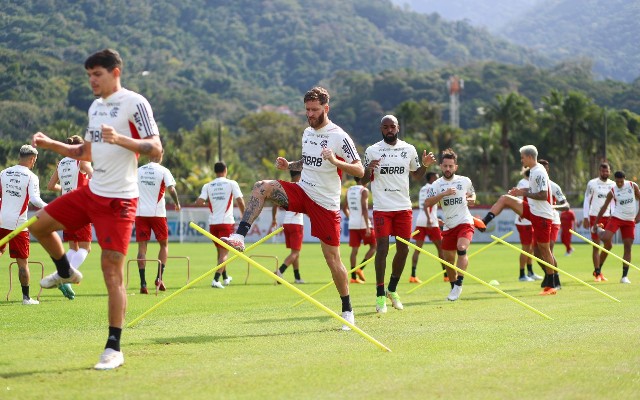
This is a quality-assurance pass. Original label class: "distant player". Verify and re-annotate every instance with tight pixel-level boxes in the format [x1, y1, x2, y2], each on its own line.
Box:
[342, 176, 376, 284]
[135, 150, 181, 294]
[583, 162, 615, 281]
[560, 209, 576, 256]
[196, 162, 245, 288]
[425, 149, 477, 301]
[410, 171, 445, 283]
[47, 135, 93, 300]
[513, 168, 540, 282]
[594, 170, 640, 284]
[0, 145, 47, 305]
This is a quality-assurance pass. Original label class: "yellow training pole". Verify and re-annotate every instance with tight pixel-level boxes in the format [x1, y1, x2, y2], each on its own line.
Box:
[1, 216, 38, 247]
[126, 226, 284, 328]
[291, 230, 420, 308]
[570, 229, 640, 272]
[491, 235, 620, 303]
[190, 222, 392, 352]
[396, 237, 553, 320]
[407, 231, 514, 294]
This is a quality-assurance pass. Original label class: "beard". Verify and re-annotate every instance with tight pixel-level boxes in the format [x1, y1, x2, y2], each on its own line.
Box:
[382, 132, 398, 144]
[443, 170, 454, 179]
[308, 112, 326, 129]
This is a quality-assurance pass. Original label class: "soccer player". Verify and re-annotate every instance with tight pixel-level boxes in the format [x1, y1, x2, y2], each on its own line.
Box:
[560, 209, 576, 256]
[221, 87, 363, 331]
[342, 176, 376, 284]
[594, 170, 640, 284]
[583, 162, 615, 281]
[513, 168, 540, 282]
[360, 114, 436, 313]
[47, 135, 94, 300]
[196, 161, 245, 288]
[425, 149, 477, 301]
[0, 145, 47, 305]
[411, 171, 445, 283]
[480, 145, 558, 295]
[271, 170, 305, 284]
[31, 48, 163, 370]
[135, 150, 181, 294]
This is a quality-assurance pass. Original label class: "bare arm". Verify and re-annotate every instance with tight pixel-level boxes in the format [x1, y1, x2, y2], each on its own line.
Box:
[102, 126, 162, 158]
[195, 197, 206, 207]
[553, 200, 570, 212]
[595, 192, 613, 227]
[236, 197, 245, 215]
[409, 150, 437, 180]
[32, 132, 92, 161]
[466, 192, 477, 207]
[361, 189, 371, 232]
[167, 186, 181, 211]
[341, 198, 350, 219]
[425, 188, 455, 207]
[516, 187, 549, 201]
[80, 161, 93, 178]
[47, 169, 61, 192]
[276, 157, 303, 171]
[359, 159, 379, 186]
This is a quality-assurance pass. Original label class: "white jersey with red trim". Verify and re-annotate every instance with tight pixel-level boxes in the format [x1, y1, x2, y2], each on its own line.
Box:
[550, 180, 566, 225]
[85, 88, 159, 199]
[346, 184, 369, 229]
[610, 181, 638, 221]
[427, 175, 474, 230]
[199, 177, 243, 225]
[0, 165, 47, 230]
[364, 139, 420, 212]
[416, 183, 439, 228]
[299, 121, 360, 211]
[57, 157, 89, 195]
[528, 164, 554, 220]
[583, 177, 615, 217]
[136, 162, 176, 217]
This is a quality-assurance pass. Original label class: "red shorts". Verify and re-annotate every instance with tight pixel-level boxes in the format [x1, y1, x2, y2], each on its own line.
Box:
[605, 217, 636, 240]
[0, 229, 30, 259]
[283, 224, 303, 250]
[522, 202, 552, 244]
[210, 224, 235, 249]
[44, 185, 137, 254]
[590, 216, 610, 241]
[136, 217, 169, 241]
[373, 210, 413, 239]
[349, 228, 377, 247]
[442, 223, 475, 251]
[278, 180, 341, 246]
[414, 226, 442, 242]
[516, 224, 533, 246]
[550, 224, 560, 243]
[63, 224, 92, 243]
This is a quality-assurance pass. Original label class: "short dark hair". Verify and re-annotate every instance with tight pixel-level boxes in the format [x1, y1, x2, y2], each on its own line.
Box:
[600, 162, 611, 169]
[524, 168, 530, 178]
[85, 49, 123, 72]
[538, 159, 549, 167]
[290, 170, 301, 179]
[354, 176, 361, 184]
[440, 148, 457, 163]
[426, 171, 438, 182]
[65, 135, 84, 145]
[304, 87, 330, 105]
[214, 162, 227, 173]
[614, 170, 625, 179]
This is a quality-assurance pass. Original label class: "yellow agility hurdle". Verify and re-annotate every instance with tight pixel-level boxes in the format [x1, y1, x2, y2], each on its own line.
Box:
[0, 216, 38, 248]
[570, 229, 640, 272]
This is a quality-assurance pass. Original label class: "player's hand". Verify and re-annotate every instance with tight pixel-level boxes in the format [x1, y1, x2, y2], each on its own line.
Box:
[101, 124, 120, 144]
[174, 204, 181, 211]
[507, 187, 521, 196]
[422, 150, 436, 167]
[366, 159, 381, 173]
[321, 148, 336, 163]
[582, 218, 590, 229]
[467, 197, 475, 206]
[365, 226, 371, 236]
[275, 157, 289, 170]
[32, 132, 53, 149]
[444, 188, 456, 196]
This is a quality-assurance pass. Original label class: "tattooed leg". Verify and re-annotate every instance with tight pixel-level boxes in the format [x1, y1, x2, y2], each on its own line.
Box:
[242, 180, 289, 225]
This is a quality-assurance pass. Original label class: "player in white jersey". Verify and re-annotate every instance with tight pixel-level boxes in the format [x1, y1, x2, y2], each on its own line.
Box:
[221, 87, 364, 331]
[0, 145, 47, 305]
[135, 150, 180, 294]
[410, 171, 446, 283]
[360, 114, 436, 313]
[342, 176, 376, 284]
[425, 149, 477, 301]
[513, 168, 540, 282]
[480, 145, 558, 296]
[196, 162, 244, 288]
[31, 49, 163, 370]
[271, 170, 306, 284]
[594, 170, 640, 284]
[583, 162, 615, 278]
[47, 135, 93, 300]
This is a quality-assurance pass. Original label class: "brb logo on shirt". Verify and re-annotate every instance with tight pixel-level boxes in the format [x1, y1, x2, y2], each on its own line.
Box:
[443, 197, 463, 206]
[380, 166, 405, 174]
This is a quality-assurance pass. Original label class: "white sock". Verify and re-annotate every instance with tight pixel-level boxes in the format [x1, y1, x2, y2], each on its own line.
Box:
[66, 249, 77, 264]
[71, 248, 89, 269]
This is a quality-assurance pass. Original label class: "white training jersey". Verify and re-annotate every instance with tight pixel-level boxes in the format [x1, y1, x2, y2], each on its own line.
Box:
[549, 180, 566, 225]
[583, 177, 615, 217]
[136, 162, 176, 217]
[527, 164, 554, 220]
[199, 177, 243, 225]
[416, 183, 439, 228]
[282, 210, 304, 225]
[427, 175, 474, 230]
[299, 121, 360, 211]
[610, 181, 638, 221]
[364, 139, 420, 212]
[0, 165, 47, 230]
[85, 88, 160, 199]
[346, 185, 369, 229]
[514, 178, 532, 226]
[57, 157, 89, 194]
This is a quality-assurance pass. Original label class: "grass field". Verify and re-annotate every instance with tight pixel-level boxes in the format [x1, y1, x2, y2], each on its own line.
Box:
[1, 240, 640, 399]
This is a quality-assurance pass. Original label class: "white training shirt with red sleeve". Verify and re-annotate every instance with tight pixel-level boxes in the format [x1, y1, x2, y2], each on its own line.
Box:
[514, 178, 532, 226]
[610, 181, 639, 221]
[549, 180, 566, 225]
[527, 163, 554, 220]
[346, 184, 369, 229]
[363, 139, 420, 212]
[583, 177, 615, 217]
[426, 175, 474, 230]
[416, 182, 439, 228]
[136, 162, 176, 217]
[84, 88, 160, 199]
[57, 157, 89, 195]
[0, 165, 47, 230]
[199, 177, 243, 225]
[299, 121, 360, 211]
